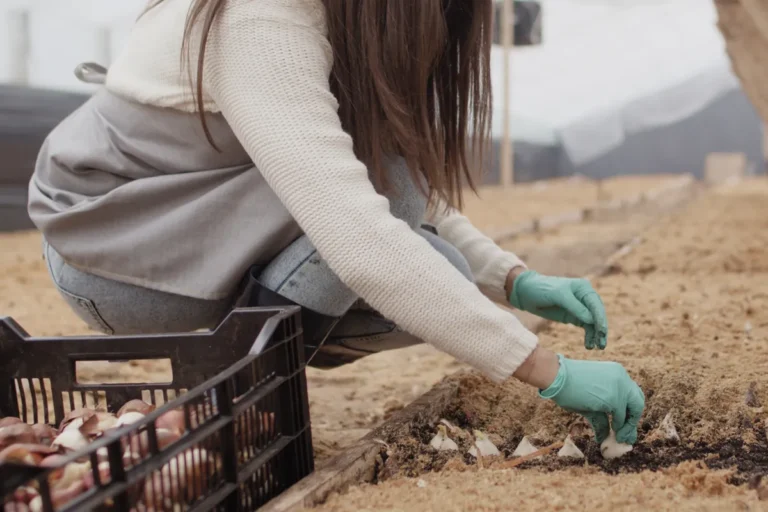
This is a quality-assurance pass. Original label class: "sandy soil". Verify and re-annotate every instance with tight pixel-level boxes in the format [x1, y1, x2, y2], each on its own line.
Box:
[0, 174, 687, 466]
[309, 195, 697, 463]
[316, 179, 768, 511]
[321, 463, 765, 512]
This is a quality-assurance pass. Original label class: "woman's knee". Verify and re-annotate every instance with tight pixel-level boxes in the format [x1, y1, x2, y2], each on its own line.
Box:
[259, 235, 356, 317]
[258, 158, 433, 317]
[418, 229, 474, 282]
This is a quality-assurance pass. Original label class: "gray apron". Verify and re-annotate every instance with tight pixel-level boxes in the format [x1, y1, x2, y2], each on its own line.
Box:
[29, 66, 302, 300]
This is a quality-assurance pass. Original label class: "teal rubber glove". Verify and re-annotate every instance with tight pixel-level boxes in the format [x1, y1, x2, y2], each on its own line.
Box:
[540, 355, 645, 444]
[509, 270, 608, 350]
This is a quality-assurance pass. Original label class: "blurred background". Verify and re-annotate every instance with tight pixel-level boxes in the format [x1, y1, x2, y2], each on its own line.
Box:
[0, 0, 764, 230]
[2, 3, 768, 486]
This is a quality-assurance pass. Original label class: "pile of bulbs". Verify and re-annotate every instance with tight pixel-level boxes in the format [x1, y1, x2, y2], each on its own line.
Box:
[0, 400, 223, 511]
[429, 419, 636, 461]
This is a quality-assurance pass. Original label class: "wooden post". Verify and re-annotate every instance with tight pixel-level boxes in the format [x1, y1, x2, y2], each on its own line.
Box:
[6, 9, 30, 85]
[95, 26, 112, 68]
[500, 0, 515, 187]
[763, 123, 768, 175]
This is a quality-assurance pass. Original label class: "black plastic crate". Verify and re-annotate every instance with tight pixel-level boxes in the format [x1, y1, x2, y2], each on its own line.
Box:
[0, 306, 314, 511]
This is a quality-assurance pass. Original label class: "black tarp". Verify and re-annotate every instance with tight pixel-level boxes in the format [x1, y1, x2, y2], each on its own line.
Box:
[484, 88, 764, 185]
[492, 1, 543, 47]
[1, 81, 764, 231]
[0, 85, 87, 231]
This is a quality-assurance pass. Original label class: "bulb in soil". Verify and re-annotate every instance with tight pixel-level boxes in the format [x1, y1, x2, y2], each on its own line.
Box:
[0, 423, 39, 450]
[439, 419, 456, 430]
[52, 430, 89, 453]
[439, 419, 464, 437]
[646, 412, 680, 444]
[511, 436, 539, 457]
[658, 412, 680, 442]
[557, 436, 584, 459]
[115, 412, 145, 428]
[438, 419, 471, 444]
[468, 430, 500, 458]
[600, 430, 633, 460]
[429, 425, 459, 452]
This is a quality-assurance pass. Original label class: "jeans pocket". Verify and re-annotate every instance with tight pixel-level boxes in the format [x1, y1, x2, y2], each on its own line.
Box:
[43, 242, 115, 335]
[54, 286, 115, 335]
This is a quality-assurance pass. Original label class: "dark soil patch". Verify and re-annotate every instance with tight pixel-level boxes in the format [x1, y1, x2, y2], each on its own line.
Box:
[517, 432, 768, 487]
[379, 418, 768, 487]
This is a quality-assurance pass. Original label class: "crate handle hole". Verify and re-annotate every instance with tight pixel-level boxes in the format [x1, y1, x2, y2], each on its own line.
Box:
[75, 359, 173, 385]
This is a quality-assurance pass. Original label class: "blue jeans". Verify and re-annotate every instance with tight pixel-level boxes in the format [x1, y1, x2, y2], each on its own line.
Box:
[44, 228, 472, 366]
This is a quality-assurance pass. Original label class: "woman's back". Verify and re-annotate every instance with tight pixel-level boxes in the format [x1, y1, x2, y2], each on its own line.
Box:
[106, 0, 327, 114]
[28, 88, 302, 299]
[30, 0, 552, 385]
[27, 0, 331, 299]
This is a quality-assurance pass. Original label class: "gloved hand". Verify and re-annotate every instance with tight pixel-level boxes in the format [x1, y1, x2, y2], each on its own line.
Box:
[509, 270, 608, 350]
[540, 355, 645, 444]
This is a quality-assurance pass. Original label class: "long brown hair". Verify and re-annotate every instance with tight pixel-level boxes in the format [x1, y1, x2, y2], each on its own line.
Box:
[155, 0, 493, 209]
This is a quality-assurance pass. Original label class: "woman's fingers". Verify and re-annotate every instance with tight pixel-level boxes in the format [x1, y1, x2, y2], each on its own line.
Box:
[573, 281, 608, 349]
[583, 325, 597, 350]
[557, 294, 594, 325]
[615, 386, 645, 444]
[583, 412, 610, 444]
[522, 276, 608, 350]
[583, 293, 608, 349]
[558, 292, 603, 349]
[610, 400, 628, 435]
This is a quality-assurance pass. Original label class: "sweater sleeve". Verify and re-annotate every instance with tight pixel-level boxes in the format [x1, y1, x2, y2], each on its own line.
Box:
[429, 206, 527, 304]
[204, 3, 537, 382]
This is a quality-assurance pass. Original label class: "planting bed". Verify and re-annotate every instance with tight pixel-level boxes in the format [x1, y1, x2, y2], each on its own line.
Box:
[0, 176, 691, 472]
[315, 179, 768, 511]
[301, 193, 687, 465]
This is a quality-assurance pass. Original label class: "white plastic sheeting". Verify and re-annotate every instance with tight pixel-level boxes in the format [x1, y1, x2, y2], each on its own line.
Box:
[0, 0, 146, 91]
[491, 0, 741, 166]
[1, 0, 747, 168]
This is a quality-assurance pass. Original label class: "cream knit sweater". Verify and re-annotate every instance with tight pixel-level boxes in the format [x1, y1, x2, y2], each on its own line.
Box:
[105, 0, 538, 382]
